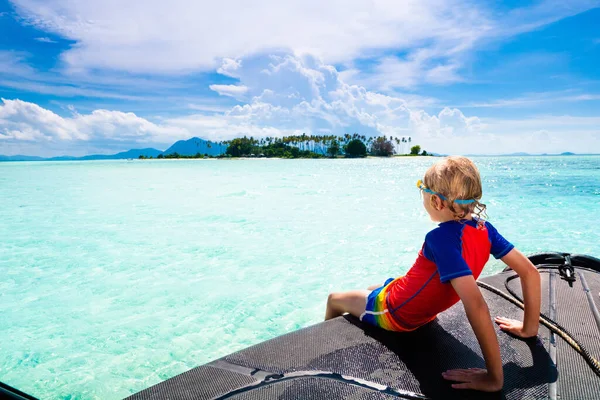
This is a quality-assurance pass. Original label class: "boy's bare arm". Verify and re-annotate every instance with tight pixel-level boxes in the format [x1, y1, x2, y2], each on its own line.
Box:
[442, 275, 503, 392]
[496, 249, 541, 338]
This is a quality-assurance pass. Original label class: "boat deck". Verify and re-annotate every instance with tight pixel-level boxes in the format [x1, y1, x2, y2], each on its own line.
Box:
[127, 263, 600, 400]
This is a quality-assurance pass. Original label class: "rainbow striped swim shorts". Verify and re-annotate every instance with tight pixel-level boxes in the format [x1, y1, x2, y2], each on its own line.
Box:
[359, 277, 414, 332]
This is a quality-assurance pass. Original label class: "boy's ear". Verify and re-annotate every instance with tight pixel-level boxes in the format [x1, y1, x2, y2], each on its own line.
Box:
[435, 196, 444, 211]
[431, 195, 444, 211]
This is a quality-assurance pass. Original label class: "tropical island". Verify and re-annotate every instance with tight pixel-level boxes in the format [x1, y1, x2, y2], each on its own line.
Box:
[0, 134, 431, 161]
[140, 134, 429, 159]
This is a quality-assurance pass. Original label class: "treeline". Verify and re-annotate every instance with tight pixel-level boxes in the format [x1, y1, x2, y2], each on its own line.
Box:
[139, 152, 212, 159]
[139, 134, 429, 159]
[224, 134, 427, 158]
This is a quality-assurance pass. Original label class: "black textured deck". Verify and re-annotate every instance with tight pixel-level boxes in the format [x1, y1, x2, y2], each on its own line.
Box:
[126, 365, 257, 400]
[127, 266, 600, 400]
[226, 377, 398, 400]
[505, 268, 600, 399]
[553, 270, 600, 399]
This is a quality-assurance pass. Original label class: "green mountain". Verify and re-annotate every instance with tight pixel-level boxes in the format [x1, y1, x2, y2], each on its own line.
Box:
[162, 137, 227, 156]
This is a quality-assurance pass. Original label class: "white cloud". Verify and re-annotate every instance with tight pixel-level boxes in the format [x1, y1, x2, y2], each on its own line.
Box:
[408, 107, 489, 154]
[209, 84, 249, 99]
[2, 55, 600, 157]
[0, 51, 36, 78]
[0, 98, 80, 141]
[0, 79, 149, 100]
[165, 113, 300, 142]
[366, 56, 423, 90]
[462, 91, 600, 108]
[11, 0, 492, 74]
[186, 103, 233, 114]
[306, 1, 596, 91]
[4, 0, 595, 103]
[0, 98, 188, 144]
[344, 49, 467, 91]
[425, 63, 463, 85]
[34, 37, 57, 43]
[0, 51, 187, 101]
[217, 58, 242, 78]
[495, 0, 600, 39]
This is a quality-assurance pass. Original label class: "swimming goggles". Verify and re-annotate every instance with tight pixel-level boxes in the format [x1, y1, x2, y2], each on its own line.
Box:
[416, 179, 476, 204]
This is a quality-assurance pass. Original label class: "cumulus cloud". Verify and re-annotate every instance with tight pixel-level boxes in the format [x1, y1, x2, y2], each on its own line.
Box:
[1, 54, 420, 155]
[2, 54, 599, 157]
[0, 98, 188, 144]
[217, 58, 242, 78]
[175, 55, 600, 155]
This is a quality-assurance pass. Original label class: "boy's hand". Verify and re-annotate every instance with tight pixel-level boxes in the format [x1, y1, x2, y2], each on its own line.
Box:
[442, 368, 503, 392]
[494, 316, 538, 338]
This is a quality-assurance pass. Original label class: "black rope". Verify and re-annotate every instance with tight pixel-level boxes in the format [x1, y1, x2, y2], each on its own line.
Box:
[477, 267, 600, 378]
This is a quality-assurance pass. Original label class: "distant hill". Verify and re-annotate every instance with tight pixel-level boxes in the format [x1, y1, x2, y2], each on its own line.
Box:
[76, 148, 163, 160]
[0, 155, 46, 161]
[163, 137, 227, 156]
[0, 148, 163, 162]
[0, 137, 227, 161]
[46, 156, 79, 161]
[3, 137, 594, 161]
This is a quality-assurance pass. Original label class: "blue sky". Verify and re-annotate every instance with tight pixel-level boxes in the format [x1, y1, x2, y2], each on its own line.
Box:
[0, 0, 599, 156]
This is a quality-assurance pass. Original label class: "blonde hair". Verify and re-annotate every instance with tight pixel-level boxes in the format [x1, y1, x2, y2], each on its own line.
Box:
[423, 156, 487, 221]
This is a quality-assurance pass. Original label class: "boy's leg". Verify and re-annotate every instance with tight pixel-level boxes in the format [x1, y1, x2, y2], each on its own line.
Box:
[325, 290, 370, 321]
[367, 283, 383, 290]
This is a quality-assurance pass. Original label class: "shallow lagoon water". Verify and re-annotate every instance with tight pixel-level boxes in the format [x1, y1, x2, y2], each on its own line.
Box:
[1, 156, 599, 399]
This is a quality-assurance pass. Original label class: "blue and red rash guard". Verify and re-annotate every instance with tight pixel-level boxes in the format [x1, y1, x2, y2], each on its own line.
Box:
[360, 219, 514, 331]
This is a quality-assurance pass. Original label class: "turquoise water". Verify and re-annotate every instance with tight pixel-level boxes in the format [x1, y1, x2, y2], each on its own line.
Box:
[1, 156, 599, 399]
